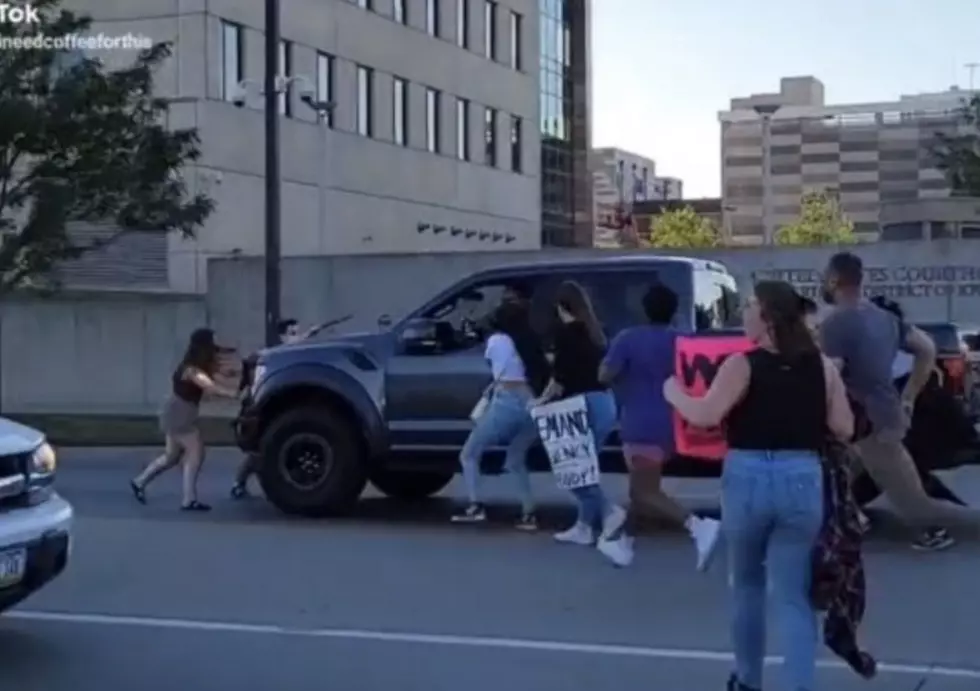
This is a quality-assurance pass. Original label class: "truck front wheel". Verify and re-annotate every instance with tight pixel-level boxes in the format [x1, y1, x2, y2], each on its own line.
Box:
[258, 405, 367, 517]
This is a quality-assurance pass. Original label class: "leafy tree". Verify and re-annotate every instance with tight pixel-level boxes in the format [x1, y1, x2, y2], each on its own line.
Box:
[775, 190, 856, 246]
[0, 0, 213, 292]
[931, 95, 980, 196]
[648, 205, 721, 248]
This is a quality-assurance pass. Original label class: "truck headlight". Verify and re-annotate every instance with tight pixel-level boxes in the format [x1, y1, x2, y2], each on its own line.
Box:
[32, 441, 56, 475]
[251, 365, 267, 394]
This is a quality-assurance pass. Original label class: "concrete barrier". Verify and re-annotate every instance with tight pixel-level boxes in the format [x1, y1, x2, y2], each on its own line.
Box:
[0, 291, 207, 416]
[207, 240, 980, 355]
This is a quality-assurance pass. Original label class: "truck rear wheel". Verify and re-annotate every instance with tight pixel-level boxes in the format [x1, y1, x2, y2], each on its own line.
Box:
[369, 468, 454, 501]
[258, 405, 367, 517]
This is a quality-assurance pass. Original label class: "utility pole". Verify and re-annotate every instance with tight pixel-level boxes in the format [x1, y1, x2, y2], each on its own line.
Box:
[263, 0, 282, 347]
[966, 62, 979, 91]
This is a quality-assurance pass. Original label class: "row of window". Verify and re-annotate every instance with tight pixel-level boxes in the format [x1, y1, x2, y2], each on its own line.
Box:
[221, 20, 523, 172]
[355, 0, 523, 71]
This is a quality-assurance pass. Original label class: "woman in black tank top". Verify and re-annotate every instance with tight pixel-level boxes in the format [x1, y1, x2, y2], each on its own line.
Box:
[663, 281, 853, 691]
[131, 328, 239, 511]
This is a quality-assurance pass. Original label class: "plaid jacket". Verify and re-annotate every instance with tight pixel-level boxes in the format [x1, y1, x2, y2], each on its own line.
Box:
[810, 438, 877, 679]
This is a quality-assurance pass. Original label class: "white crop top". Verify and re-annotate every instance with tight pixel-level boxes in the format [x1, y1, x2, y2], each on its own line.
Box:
[891, 351, 913, 380]
[485, 333, 527, 382]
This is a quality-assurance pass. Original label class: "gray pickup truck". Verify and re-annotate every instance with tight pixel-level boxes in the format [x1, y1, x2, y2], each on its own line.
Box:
[235, 255, 743, 516]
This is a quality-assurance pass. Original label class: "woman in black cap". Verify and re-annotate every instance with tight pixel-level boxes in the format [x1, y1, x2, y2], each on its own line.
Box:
[131, 328, 239, 511]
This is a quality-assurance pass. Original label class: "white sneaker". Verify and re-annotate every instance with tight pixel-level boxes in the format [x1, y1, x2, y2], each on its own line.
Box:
[690, 517, 721, 572]
[554, 522, 594, 545]
[597, 536, 634, 567]
[600, 504, 627, 540]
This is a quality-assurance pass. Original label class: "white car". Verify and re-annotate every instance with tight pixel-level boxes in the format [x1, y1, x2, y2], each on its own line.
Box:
[0, 416, 72, 614]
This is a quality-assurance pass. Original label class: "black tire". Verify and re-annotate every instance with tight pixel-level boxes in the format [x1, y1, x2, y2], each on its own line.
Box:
[257, 405, 367, 517]
[370, 468, 454, 501]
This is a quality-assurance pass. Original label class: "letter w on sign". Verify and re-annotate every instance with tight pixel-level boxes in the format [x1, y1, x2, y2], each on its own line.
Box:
[531, 395, 600, 491]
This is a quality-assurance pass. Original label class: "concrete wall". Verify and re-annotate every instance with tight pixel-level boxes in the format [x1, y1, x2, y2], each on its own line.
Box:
[0, 292, 206, 415]
[208, 239, 980, 354]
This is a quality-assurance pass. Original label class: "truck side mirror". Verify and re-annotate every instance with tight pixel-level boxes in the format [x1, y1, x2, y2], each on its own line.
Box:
[397, 318, 441, 354]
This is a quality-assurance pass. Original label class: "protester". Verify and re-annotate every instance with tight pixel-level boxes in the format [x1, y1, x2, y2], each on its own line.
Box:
[529, 281, 630, 564]
[229, 318, 333, 499]
[820, 251, 980, 532]
[598, 282, 720, 570]
[131, 328, 240, 511]
[453, 301, 550, 528]
[847, 295, 975, 550]
[664, 280, 854, 691]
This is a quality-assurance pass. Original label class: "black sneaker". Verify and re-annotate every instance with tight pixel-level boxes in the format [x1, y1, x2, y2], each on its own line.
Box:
[230, 483, 248, 500]
[515, 512, 538, 532]
[912, 528, 955, 551]
[451, 504, 487, 524]
[726, 673, 760, 691]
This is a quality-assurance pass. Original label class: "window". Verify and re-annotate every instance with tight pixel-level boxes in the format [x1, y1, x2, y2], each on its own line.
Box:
[456, 0, 468, 48]
[426, 0, 439, 36]
[278, 40, 292, 116]
[393, 0, 406, 23]
[393, 78, 408, 146]
[220, 21, 243, 101]
[484, 107, 497, 166]
[484, 0, 496, 60]
[419, 280, 527, 349]
[356, 66, 373, 137]
[509, 115, 522, 172]
[426, 88, 441, 153]
[455, 98, 470, 160]
[316, 53, 334, 128]
[692, 270, 740, 331]
[509, 11, 522, 70]
[356, 0, 372, 8]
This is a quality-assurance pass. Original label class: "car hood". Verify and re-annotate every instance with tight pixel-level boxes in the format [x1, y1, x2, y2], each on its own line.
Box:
[261, 332, 389, 360]
[0, 417, 45, 454]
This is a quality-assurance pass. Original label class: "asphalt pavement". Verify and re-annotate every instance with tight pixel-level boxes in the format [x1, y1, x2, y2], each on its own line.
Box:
[4, 447, 980, 690]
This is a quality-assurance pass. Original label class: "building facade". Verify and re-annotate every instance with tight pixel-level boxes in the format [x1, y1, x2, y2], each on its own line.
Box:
[67, 0, 544, 291]
[719, 76, 975, 245]
[538, 0, 592, 247]
[589, 147, 683, 247]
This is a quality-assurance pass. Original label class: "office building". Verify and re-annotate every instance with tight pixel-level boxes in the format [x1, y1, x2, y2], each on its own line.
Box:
[539, 0, 592, 247]
[719, 76, 974, 244]
[66, 0, 542, 291]
[590, 147, 683, 246]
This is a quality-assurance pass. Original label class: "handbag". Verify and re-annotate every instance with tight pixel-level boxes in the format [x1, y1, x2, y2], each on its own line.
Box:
[470, 353, 514, 422]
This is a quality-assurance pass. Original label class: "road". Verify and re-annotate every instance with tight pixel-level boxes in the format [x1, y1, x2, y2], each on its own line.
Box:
[4, 447, 980, 690]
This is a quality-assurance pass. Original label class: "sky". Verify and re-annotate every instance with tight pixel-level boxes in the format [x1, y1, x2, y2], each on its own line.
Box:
[591, 0, 980, 199]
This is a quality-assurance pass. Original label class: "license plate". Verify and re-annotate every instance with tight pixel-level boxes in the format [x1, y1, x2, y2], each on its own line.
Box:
[0, 548, 27, 588]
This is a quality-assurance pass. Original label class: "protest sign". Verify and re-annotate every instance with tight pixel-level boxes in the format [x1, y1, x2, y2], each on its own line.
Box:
[531, 395, 600, 490]
[673, 335, 754, 460]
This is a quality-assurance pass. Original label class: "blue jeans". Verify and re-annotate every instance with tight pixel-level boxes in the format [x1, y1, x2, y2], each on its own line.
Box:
[569, 391, 618, 529]
[722, 449, 824, 691]
[460, 386, 537, 513]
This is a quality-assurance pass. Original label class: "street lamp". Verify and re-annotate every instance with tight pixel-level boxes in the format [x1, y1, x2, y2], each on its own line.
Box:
[753, 103, 781, 245]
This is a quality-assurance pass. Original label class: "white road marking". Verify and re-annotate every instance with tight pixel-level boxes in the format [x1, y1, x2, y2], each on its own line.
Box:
[8, 609, 980, 680]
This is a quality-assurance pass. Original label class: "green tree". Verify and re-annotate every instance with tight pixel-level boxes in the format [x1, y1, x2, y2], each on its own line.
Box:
[648, 205, 721, 248]
[775, 190, 857, 246]
[931, 94, 980, 196]
[0, 0, 213, 292]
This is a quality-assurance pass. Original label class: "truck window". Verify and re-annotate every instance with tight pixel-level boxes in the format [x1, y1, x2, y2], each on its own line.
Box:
[551, 265, 695, 338]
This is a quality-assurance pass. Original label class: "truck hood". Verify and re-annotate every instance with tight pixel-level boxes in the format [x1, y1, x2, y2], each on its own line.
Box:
[260, 332, 389, 360]
[0, 417, 45, 454]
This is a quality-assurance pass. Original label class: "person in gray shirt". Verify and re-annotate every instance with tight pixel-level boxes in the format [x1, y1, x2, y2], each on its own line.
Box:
[820, 251, 980, 531]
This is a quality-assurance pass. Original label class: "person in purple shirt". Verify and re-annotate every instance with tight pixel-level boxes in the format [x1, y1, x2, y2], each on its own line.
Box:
[599, 283, 720, 570]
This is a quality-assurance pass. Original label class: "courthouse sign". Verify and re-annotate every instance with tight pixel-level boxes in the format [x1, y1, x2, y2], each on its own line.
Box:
[750, 265, 980, 300]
